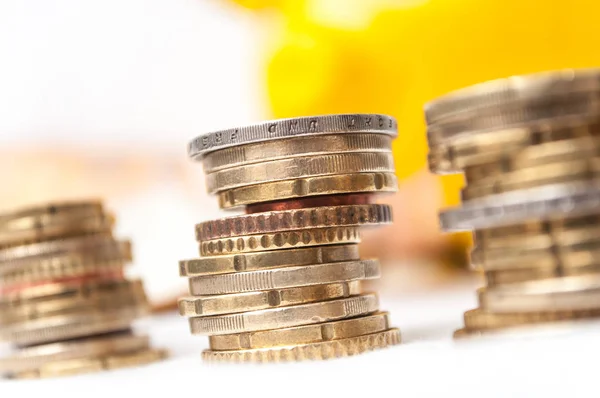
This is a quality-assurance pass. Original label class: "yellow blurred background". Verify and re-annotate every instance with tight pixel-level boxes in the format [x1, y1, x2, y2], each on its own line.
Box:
[1, 0, 599, 302]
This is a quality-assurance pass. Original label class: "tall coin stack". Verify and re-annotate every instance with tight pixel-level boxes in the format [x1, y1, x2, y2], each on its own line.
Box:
[426, 69, 600, 336]
[181, 114, 401, 362]
[0, 201, 167, 378]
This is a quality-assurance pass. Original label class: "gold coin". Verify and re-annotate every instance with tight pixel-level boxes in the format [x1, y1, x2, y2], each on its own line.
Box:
[0, 242, 132, 284]
[196, 204, 392, 241]
[180, 281, 361, 316]
[180, 245, 359, 277]
[0, 213, 115, 249]
[0, 307, 146, 346]
[484, 264, 600, 286]
[0, 281, 147, 326]
[479, 282, 600, 313]
[476, 248, 600, 274]
[218, 173, 397, 209]
[0, 279, 139, 308]
[202, 328, 400, 362]
[188, 260, 379, 295]
[463, 307, 600, 330]
[0, 234, 116, 263]
[462, 157, 600, 200]
[200, 227, 361, 256]
[11, 348, 168, 379]
[202, 133, 393, 172]
[0, 332, 149, 374]
[189, 294, 378, 335]
[0, 201, 104, 229]
[209, 312, 391, 350]
[205, 152, 395, 193]
[429, 122, 600, 174]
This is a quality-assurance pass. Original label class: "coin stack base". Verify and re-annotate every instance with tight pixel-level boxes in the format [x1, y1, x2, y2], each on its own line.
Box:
[426, 69, 600, 337]
[181, 114, 402, 362]
[0, 201, 167, 378]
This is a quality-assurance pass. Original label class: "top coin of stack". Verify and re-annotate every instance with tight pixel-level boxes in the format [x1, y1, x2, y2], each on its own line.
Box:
[180, 114, 401, 362]
[0, 201, 167, 378]
[425, 69, 600, 336]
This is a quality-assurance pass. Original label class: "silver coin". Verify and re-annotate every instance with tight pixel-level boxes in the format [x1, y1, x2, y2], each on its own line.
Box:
[188, 114, 397, 159]
[439, 181, 600, 232]
[425, 68, 600, 126]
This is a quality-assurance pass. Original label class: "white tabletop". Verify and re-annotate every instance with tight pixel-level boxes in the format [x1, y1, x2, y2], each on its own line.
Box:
[2, 280, 598, 398]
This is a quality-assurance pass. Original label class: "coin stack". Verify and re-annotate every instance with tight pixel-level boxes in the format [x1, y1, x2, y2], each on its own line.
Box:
[180, 114, 401, 362]
[426, 69, 600, 336]
[0, 201, 167, 378]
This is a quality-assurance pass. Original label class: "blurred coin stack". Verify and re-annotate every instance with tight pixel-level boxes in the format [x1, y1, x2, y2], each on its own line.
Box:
[0, 201, 167, 378]
[426, 69, 600, 336]
[181, 114, 401, 362]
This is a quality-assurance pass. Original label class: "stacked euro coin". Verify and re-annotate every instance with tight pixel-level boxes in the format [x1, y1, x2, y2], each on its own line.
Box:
[0, 201, 167, 378]
[426, 69, 600, 336]
[181, 114, 401, 362]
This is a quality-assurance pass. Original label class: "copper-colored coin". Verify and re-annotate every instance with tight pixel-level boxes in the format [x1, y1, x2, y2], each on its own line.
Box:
[245, 193, 374, 214]
[196, 204, 392, 241]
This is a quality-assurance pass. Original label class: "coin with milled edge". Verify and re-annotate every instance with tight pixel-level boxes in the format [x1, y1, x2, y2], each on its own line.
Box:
[188, 259, 379, 295]
[196, 204, 392, 241]
[202, 328, 400, 362]
[200, 227, 361, 256]
[0, 201, 103, 227]
[205, 152, 395, 193]
[202, 133, 393, 172]
[188, 114, 397, 158]
[179, 281, 361, 316]
[209, 312, 390, 350]
[218, 173, 397, 208]
[189, 294, 378, 335]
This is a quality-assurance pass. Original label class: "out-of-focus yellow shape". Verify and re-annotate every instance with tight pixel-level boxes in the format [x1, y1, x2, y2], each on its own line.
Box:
[228, 0, 600, 254]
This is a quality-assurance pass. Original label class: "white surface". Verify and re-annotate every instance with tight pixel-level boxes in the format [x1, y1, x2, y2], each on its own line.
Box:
[2, 282, 598, 397]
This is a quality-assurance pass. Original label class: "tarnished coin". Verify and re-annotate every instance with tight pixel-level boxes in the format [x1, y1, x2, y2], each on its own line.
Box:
[202, 133, 393, 172]
[202, 329, 400, 362]
[180, 245, 359, 277]
[188, 114, 397, 158]
[179, 281, 361, 316]
[209, 312, 391, 350]
[200, 227, 361, 256]
[0, 332, 149, 374]
[205, 152, 395, 193]
[196, 204, 392, 241]
[189, 294, 378, 335]
[188, 259, 379, 295]
[218, 173, 397, 209]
